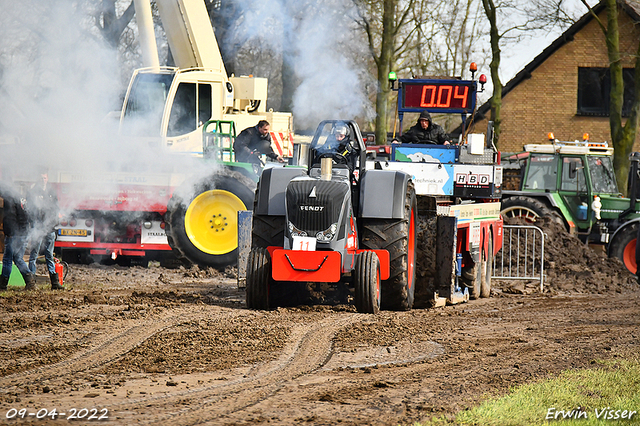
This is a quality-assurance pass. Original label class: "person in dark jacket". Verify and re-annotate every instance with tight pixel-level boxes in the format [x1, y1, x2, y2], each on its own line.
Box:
[399, 110, 451, 145]
[27, 170, 62, 290]
[1, 187, 35, 290]
[233, 120, 285, 165]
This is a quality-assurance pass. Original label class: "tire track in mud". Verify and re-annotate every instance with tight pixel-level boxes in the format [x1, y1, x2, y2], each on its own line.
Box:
[108, 313, 367, 425]
[0, 306, 248, 391]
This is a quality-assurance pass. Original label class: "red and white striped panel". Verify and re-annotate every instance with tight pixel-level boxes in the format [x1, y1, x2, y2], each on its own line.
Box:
[270, 132, 294, 158]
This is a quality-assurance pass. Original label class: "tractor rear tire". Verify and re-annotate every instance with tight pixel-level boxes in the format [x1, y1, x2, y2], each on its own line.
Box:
[354, 251, 381, 314]
[608, 222, 638, 275]
[360, 181, 417, 311]
[501, 196, 563, 225]
[166, 171, 256, 269]
[246, 247, 272, 310]
[251, 214, 285, 248]
[481, 232, 493, 298]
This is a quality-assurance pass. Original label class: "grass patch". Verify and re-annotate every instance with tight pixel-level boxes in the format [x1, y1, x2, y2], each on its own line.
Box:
[416, 356, 640, 425]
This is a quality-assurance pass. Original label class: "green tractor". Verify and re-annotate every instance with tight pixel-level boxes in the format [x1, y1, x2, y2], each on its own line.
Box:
[165, 120, 259, 269]
[501, 134, 640, 275]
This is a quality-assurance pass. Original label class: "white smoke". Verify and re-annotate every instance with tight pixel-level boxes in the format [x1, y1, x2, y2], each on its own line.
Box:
[226, 0, 374, 130]
[0, 0, 375, 257]
[0, 1, 123, 175]
[0, 0, 224, 246]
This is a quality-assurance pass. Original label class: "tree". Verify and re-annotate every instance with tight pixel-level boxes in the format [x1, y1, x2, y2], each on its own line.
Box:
[480, 0, 579, 147]
[375, 0, 397, 144]
[206, 0, 241, 76]
[581, 0, 640, 194]
[354, 0, 419, 143]
[482, 0, 503, 145]
[406, 0, 487, 78]
[94, 0, 136, 48]
[354, 0, 489, 141]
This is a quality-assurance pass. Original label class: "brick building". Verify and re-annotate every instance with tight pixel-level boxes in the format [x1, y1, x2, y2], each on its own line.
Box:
[472, 0, 640, 153]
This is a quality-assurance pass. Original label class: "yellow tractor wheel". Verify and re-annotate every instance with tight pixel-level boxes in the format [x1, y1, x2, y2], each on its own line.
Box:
[185, 189, 246, 255]
[166, 171, 256, 269]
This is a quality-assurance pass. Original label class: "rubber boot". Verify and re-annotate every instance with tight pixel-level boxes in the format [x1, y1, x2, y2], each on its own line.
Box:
[0, 275, 8, 291]
[50, 272, 63, 290]
[23, 273, 37, 290]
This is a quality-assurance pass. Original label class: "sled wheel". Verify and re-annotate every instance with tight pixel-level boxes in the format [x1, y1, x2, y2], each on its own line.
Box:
[166, 172, 256, 269]
[246, 247, 272, 310]
[481, 232, 493, 298]
[354, 251, 381, 314]
[461, 254, 482, 300]
[360, 181, 417, 310]
[609, 222, 638, 274]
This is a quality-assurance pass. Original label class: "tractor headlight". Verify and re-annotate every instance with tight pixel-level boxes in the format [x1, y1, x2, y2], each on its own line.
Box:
[288, 221, 307, 237]
[316, 223, 338, 242]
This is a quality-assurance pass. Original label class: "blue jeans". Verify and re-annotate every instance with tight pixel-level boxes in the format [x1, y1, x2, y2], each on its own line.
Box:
[29, 231, 56, 275]
[2, 235, 30, 278]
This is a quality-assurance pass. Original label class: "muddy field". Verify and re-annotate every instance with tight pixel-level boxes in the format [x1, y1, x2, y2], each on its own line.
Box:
[0, 220, 639, 425]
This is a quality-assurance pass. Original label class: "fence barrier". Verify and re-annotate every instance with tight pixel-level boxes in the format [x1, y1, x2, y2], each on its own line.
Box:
[492, 225, 545, 292]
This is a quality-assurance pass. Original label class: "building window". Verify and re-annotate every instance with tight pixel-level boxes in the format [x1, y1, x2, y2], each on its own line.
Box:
[577, 67, 635, 117]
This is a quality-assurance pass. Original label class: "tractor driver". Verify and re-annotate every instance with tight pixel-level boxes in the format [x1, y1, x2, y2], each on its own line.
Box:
[399, 110, 451, 145]
[234, 120, 285, 165]
[316, 123, 357, 169]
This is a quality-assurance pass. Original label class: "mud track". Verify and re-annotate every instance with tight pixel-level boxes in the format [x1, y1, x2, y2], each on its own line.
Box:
[0, 258, 638, 425]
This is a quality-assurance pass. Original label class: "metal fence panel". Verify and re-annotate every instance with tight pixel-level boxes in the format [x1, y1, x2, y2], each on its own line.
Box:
[492, 225, 545, 292]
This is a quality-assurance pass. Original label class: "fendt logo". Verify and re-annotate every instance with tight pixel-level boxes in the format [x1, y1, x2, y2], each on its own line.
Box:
[300, 205, 325, 211]
[455, 173, 490, 185]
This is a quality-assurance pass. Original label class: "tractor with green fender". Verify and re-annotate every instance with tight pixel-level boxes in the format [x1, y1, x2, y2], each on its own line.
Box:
[165, 120, 261, 269]
[501, 133, 640, 275]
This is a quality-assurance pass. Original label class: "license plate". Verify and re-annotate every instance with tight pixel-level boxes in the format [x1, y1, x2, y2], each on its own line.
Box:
[59, 229, 88, 237]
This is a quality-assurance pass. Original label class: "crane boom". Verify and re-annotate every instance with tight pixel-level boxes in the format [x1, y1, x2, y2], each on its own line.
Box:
[133, 0, 160, 69]
[155, 0, 227, 77]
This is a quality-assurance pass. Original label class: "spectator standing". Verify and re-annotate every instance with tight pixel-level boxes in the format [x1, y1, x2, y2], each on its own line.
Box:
[27, 169, 62, 290]
[1, 187, 35, 290]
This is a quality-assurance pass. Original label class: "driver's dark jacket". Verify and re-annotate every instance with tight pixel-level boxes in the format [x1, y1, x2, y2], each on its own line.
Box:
[233, 126, 278, 162]
[314, 136, 357, 169]
[400, 122, 450, 144]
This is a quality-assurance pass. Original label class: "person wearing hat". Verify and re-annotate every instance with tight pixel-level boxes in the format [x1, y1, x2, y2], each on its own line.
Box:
[399, 111, 451, 145]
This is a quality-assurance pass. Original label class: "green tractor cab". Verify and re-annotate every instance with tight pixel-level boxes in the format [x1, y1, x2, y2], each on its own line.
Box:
[501, 135, 640, 274]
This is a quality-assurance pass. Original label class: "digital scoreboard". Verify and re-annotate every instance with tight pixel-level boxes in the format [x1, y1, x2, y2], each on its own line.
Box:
[399, 79, 476, 114]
